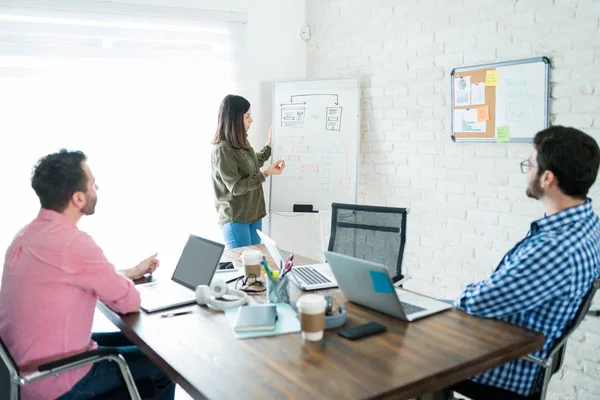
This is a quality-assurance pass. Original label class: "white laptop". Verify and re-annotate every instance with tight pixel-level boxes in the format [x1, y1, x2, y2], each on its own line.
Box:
[256, 230, 338, 291]
[137, 235, 225, 313]
[324, 251, 452, 321]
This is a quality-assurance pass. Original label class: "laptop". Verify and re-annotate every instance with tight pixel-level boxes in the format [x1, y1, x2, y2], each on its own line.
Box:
[137, 234, 225, 312]
[256, 230, 338, 291]
[324, 251, 452, 321]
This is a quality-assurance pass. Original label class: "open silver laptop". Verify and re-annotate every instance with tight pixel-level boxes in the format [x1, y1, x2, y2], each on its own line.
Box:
[137, 235, 224, 312]
[324, 251, 452, 321]
[257, 230, 338, 291]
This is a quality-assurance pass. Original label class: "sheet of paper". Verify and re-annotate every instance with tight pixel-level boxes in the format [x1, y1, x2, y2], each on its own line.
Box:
[224, 303, 301, 339]
[485, 70, 498, 86]
[496, 125, 510, 142]
[471, 83, 486, 105]
[454, 109, 487, 133]
[477, 105, 490, 122]
[454, 76, 471, 106]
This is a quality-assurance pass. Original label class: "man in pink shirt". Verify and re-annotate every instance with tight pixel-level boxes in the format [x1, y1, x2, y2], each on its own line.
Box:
[0, 150, 175, 399]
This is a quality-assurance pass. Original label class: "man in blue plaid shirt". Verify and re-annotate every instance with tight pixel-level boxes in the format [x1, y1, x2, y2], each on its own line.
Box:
[449, 126, 600, 399]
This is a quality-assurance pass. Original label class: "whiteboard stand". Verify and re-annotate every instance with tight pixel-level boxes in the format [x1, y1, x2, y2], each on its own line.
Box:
[267, 78, 360, 255]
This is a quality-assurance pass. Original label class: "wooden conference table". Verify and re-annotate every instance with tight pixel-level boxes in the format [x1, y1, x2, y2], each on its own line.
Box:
[97, 245, 544, 400]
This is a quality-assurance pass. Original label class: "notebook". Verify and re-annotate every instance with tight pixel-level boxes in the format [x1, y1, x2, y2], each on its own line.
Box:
[234, 304, 278, 332]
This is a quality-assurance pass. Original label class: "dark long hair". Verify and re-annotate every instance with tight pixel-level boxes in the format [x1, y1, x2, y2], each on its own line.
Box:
[211, 94, 251, 150]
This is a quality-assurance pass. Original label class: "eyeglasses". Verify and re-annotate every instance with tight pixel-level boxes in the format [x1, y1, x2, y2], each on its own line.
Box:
[520, 160, 534, 174]
[234, 274, 265, 293]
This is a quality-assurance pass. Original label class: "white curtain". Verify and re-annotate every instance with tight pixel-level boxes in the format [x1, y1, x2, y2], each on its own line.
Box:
[0, 2, 245, 276]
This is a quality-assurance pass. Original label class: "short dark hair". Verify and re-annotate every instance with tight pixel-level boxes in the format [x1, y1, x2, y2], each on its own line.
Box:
[534, 126, 600, 199]
[31, 149, 88, 212]
[211, 94, 251, 150]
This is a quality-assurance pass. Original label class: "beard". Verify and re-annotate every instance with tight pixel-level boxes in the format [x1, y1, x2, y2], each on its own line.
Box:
[526, 175, 544, 200]
[81, 192, 97, 215]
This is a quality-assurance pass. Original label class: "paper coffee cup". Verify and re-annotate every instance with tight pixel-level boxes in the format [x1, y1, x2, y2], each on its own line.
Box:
[296, 294, 327, 341]
[241, 250, 263, 278]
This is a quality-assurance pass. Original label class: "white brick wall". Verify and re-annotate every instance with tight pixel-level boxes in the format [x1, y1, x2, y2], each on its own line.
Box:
[307, 0, 600, 398]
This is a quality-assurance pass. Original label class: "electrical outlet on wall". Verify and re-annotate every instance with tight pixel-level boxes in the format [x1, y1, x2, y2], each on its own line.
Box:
[300, 25, 310, 41]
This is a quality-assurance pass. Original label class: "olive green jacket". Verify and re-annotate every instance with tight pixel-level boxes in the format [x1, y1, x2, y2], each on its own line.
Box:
[211, 141, 271, 225]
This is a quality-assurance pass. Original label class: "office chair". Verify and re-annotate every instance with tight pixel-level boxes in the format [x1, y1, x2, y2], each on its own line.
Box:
[0, 338, 157, 400]
[328, 203, 408, 283]
[451, 277, 600, 400]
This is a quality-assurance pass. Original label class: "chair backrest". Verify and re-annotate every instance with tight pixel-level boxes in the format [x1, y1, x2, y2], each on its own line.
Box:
[551, 277, 600, 360]
[328, 203, 408, 282]
[530, 277, 600, 395]
[0, 336, 19, 400]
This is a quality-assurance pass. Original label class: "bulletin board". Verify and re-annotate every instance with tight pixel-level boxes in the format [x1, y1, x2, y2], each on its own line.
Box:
[451, 57, 550, 142]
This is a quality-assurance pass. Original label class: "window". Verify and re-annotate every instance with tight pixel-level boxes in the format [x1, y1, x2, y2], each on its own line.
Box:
[0, 3, 245, 273]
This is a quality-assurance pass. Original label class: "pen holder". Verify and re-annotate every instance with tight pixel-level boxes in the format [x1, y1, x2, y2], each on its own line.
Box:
[266, 273, 290, 304]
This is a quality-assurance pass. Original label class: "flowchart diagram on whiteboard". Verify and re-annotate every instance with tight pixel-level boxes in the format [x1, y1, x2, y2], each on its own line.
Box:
[270, 79, 360, 213]
[281, 94, 342, 131]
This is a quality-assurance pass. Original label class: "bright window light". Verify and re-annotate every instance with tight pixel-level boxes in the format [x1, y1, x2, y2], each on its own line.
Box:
[0, 14, 230, 34]
[0, 7, 244, 280]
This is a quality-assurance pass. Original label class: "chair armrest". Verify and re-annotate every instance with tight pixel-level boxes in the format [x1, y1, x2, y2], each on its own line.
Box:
[38, 348, 121, 372]
[588, 309, 600, 317]
[521, 354, 550, 368]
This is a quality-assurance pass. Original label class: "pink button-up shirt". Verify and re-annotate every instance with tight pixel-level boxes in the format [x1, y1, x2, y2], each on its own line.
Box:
[0, 209, 141, 399]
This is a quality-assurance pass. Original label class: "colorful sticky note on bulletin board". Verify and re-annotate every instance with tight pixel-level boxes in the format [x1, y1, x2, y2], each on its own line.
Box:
[497, 126, 510, 142]
[485, 70, 499, 86]
[477, 105, 490, 122]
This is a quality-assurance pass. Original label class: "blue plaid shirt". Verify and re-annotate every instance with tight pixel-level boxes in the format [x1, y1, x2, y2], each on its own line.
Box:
[455, 199, 600, 396]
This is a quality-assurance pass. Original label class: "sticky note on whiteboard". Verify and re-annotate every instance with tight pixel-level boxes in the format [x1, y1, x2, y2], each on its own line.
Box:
[477, 105, 490, 122]
[497, 126, 510, 142]
[369, 271, 394, 294]
[485, 70, 498, 86]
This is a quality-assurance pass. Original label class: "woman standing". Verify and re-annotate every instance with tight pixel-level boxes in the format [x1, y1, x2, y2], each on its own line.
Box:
[211, 94, 285, 248]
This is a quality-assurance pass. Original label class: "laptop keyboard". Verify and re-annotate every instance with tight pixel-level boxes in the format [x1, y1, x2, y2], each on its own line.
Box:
[293, 266, 331, 285]
[401, 301, 426, 315]
[138, 282, 193, 303]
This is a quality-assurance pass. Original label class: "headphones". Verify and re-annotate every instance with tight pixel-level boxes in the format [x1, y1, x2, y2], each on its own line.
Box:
[324, 296, 347, 330]
[195, 279, 248, 311]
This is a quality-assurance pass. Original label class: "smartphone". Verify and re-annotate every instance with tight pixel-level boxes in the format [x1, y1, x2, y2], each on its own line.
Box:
[338, 322, 387, 340]
[217, 261, 235, 271]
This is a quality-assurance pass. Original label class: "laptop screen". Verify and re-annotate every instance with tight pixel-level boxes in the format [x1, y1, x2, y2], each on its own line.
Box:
[171, 235, 225, 290]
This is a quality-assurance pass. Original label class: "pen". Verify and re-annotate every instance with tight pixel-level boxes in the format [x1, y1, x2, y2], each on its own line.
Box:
[281, 261, 293, 278]
[227, 275, 244, 284]
[160, 310, 193, 319]
[262, 256, 273, 278]
[283, 254, 294, 271]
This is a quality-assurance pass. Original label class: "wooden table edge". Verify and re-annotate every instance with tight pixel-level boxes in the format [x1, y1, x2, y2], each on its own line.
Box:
[372, 329, 545, 399]
[96, 301, 207, 400]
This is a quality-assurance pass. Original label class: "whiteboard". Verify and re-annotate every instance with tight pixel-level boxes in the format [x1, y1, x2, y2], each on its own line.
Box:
[495, 62, 548, 139]
[451, 57, 550, 142]
[270, 79, 360, 212]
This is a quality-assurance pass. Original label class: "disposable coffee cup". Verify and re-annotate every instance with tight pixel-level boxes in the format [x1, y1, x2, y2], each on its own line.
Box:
[241, 250, 263, 279]
[296, 294, 327, 341]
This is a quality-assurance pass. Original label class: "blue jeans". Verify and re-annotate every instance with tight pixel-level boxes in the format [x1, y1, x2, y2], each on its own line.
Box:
[221, 220, 262, 249]
[57, 332, 175, 400]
